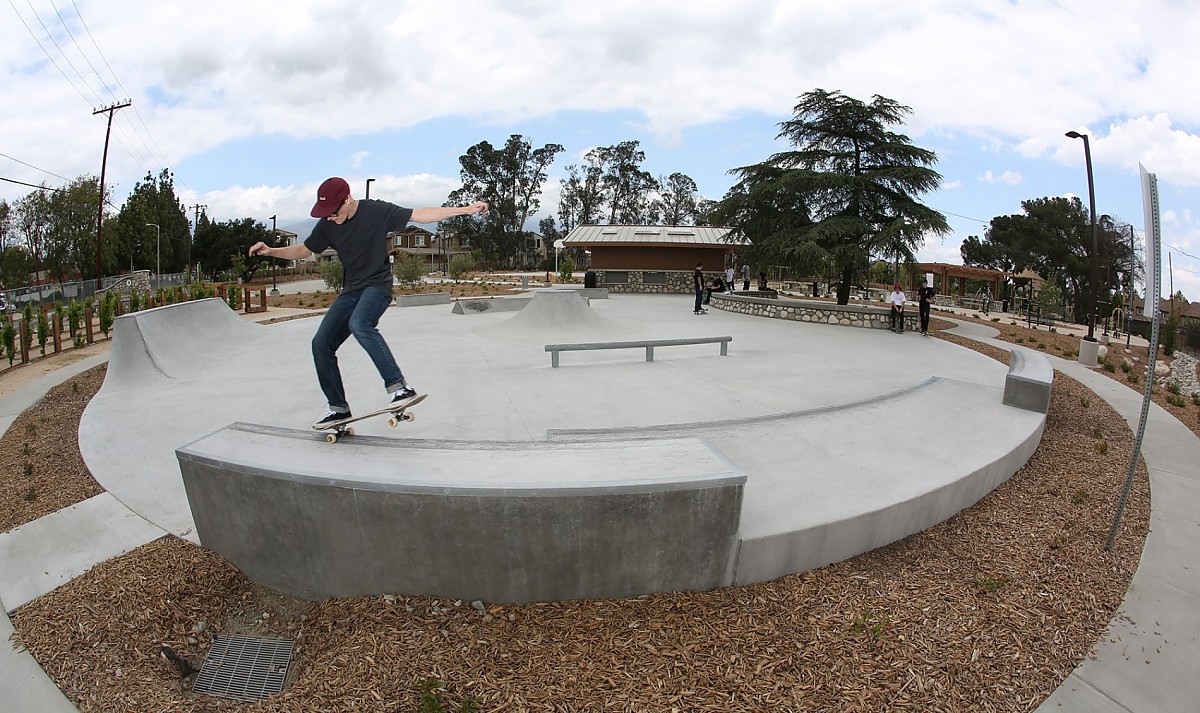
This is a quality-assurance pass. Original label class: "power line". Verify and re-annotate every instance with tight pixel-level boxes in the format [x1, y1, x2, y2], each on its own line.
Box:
[23, 0, 103, 104]
[0, 151, 71, 182]
[6, 0, 93, 104]
[1, 176, 65, 192]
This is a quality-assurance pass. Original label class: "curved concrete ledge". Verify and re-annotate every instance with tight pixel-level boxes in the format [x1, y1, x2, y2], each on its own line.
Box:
[177, 424, 744, 603]
[550, 372, 1050, 587]
[711, 292, 920, 331]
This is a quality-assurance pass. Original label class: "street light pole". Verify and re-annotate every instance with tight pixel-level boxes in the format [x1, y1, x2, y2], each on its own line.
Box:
[1065, 131, 1099, 343]
[366, 178, 375, 199]
[145, 223, 160, 290]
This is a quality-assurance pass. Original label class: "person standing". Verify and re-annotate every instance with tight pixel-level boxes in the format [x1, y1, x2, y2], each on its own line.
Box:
[918, 282, 936, 335]
[888, 283, 907, 333]
[247, 176, 488, 427]
[724, 265, 735, 293]
[741, 263, 751, 291]
[693, 262, 706, 314]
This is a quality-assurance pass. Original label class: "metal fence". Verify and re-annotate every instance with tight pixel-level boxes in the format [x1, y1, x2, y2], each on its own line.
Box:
[3, 272, 190, 311]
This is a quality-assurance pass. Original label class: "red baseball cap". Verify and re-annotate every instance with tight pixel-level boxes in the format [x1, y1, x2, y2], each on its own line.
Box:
[311, 177, 350, 218]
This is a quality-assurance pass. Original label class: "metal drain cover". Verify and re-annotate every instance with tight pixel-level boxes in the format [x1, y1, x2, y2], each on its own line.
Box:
[193, 634, 295, 701]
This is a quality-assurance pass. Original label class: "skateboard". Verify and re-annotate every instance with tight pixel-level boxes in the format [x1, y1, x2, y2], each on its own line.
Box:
[313, 394, 427, 443]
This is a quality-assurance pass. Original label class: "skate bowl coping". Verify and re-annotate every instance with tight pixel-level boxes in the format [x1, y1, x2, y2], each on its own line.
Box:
[1002, 348, 1053, 413]
[176, 424, 745, 603]
[545, 336, 732, 368]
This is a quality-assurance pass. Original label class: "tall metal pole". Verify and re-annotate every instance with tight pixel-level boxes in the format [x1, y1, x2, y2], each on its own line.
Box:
[269, 215, 279, 295]
[366, 178, 375, 199]
[1126, 225, 1134, 349]
[1066, 131, 1099, 342]
[93, 101, 131, 283]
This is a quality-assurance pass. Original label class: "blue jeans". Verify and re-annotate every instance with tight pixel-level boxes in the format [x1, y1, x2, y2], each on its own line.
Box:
[312, 286, 405, 411]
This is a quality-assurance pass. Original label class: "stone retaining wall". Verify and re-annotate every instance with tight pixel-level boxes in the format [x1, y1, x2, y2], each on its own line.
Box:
[710, 293, 920, 331]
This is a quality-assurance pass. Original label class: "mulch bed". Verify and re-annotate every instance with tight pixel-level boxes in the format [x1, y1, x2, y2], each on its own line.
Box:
[8, 348, 1151, 711]
[0, 365, 106, 532]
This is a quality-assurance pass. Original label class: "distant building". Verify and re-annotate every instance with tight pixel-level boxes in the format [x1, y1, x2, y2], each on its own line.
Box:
[561, 225, 745, 293]
[389, 226, 473, 271]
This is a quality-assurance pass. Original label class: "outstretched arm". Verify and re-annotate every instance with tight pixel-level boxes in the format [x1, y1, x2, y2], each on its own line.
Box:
[248, 242, 313, 260]
[410, 201, 489, 224]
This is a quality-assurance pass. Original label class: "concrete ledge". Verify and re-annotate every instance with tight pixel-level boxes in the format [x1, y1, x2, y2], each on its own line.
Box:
[451, 296, 532, 314]
[1003, 348, 1054, 413]
[177, 424, 744, 603]
[712, 293, 920, 331]
[551, 285, 610, 298]
[397, 292, 451, 307]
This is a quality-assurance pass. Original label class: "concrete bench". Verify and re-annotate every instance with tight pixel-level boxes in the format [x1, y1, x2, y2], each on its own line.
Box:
[1002, 348, 1054, 413]
[397, 292, 451, 307]
[545, 336, 732, 368]
[177, 423, 744, 603]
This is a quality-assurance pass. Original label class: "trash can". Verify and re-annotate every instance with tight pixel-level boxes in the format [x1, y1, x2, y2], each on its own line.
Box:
[584, 270, 597, 288]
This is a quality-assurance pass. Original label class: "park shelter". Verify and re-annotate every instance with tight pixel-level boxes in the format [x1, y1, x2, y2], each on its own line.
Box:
[914, 262, 1007, 298]
[563, 225, 743, 271]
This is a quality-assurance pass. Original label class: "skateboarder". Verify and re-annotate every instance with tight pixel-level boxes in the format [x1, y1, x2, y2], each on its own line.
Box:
[693, 262, 706, 314]
[918, 282, 936, 334]
[248, 176, 487, 427]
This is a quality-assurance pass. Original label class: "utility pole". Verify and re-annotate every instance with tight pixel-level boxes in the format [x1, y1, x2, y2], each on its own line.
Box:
[93, 100, 131, 284]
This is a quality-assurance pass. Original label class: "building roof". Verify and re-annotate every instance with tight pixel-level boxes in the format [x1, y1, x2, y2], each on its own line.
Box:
[563, 225, 744, 246]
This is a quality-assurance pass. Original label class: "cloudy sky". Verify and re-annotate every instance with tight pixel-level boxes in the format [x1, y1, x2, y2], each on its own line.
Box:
[3, 0, 1199, 300]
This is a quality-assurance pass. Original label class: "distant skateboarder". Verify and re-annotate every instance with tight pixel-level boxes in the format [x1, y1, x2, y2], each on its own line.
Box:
[248, 176, 487, 427]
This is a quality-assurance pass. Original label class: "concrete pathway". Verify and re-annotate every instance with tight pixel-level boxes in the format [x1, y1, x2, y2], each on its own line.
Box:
[1, 307, 1196, 712]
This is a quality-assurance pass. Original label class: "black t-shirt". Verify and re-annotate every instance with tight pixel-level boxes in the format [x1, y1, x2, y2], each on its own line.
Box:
[304, 200, 414, 293]
[693, 268, 704, 291]
[918, 286, 936, 304]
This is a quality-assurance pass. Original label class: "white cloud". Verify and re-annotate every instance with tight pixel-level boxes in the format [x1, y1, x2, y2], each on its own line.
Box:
[978, 170, 1023, 186]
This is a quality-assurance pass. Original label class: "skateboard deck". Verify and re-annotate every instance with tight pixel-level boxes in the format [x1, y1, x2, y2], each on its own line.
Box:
[314, 393, 427, 443]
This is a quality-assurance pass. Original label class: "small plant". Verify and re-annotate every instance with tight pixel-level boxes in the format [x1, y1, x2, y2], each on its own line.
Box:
[24, 422, 36, 434]
[21, 442, 33, 456]
[1081, 397, 1090, 408]
[1092, 426, 1102, 438]
[1167, 394, 1187, 408]
[1103, 362, 1116, 373]
[73, 333, 86, 349]
[1014, 336, 1025, 344]
[1192, 393, 1200, 407]
[991, 317, 1001, 323]
[1096, 440, 1109, 455]
[1037, 342, 1047, 349]
[1127, 371, 1139, 383]
[22, 463, 33, 477]
[415, 678, 480, 713]
[850, 612, 891, 641]
[975, 575, 1008, 593]
[2, 319, 15, 366]
[1121, 362, 1133, 373]
[1167, 382, 1182, 395]
[23, 484, 36, 501]
[36, 309, 49, 355]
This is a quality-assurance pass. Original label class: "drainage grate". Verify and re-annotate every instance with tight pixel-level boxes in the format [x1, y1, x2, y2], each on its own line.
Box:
[192, 634, 295, 702]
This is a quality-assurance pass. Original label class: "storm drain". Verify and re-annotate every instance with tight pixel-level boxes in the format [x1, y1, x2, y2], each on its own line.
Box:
[193, 634, 295, 701]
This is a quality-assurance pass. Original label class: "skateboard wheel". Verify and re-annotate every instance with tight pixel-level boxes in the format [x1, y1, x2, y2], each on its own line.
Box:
[346, 427, 355, 436]
[326, 433, 338, 444]
[387, 417, 399, 428]
[405, 412, 416, 422]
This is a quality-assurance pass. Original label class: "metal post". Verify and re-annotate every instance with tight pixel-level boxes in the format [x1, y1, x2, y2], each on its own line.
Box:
[1127, 225, 1134, 348]
[146, 223, 159, 290]
[269, 215, 279, 295]
[1066, 131, 1099, 342]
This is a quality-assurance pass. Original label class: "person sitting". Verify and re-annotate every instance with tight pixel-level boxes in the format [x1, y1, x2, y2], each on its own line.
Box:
[705, 277, 726, 303]
[756, 272, 776, 293]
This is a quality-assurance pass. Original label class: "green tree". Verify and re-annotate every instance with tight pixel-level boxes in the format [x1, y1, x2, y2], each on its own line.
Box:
[320, 260, 344, 291]
[448, 253, 474, 280]
[716, 89, 949, 304]
[444, 135, 563, 268]
[557, 161, 605, 233]
[108, 169, 191, 278]
[595, 140, 659, 224]
[193, 217, 270, 281]
[655, 172, 700, 226]
[1, 246, 36, 291]
[43, 177, 101, 284]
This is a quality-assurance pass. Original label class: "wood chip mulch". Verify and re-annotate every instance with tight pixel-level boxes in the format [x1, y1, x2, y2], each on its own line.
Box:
[9, 347, 1152, 712]
[0, 364, 106, 532]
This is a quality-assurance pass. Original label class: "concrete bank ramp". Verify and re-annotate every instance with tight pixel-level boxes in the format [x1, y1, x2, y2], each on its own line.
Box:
[471, 290, 642, 341]
[104, 298, 263, 389]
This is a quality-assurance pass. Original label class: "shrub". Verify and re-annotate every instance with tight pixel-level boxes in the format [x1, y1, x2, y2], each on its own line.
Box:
[559, 254, 576, 283]
[1, 319, 15, 366]
[36, 310, 49, 355]
[320, 261, 345, 291]
[393, 253, 426, 285]
[448, 254, 475, 280]
[99, 293, 116, 337]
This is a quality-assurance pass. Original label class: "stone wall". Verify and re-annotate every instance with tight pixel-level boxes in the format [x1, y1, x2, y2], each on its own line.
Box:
[595, 270, 701, 294]
[710, 293, 920, 332]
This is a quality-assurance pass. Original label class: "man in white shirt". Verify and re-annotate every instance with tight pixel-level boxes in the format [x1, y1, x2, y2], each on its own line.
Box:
[889, 283, 907, 333]
[724, 265, 735, 293]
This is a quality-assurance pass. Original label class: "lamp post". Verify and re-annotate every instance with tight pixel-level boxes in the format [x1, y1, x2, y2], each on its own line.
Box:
[1065, 131, 1099, 343]
[365, 178, 375, 199]
[269, 214, 279, 295]
[145, 223, 160, 290]
[1065, 130, 1099, 367]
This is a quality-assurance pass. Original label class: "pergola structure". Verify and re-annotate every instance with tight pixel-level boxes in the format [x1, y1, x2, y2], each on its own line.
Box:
[914, 262, 1006, 298]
